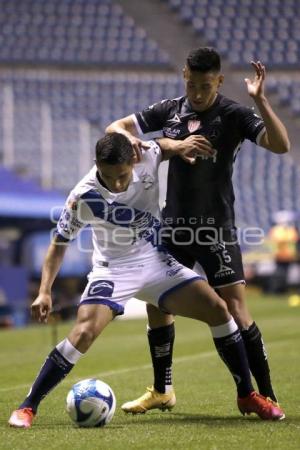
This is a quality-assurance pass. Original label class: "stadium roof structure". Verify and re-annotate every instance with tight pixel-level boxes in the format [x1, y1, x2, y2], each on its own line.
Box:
[0, 166, 64, 220]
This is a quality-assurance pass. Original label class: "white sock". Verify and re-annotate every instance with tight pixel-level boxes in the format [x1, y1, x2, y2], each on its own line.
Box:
[56, 338, 83, 364]
[165, 385, 173, 393]
[210, 317, 238, 339]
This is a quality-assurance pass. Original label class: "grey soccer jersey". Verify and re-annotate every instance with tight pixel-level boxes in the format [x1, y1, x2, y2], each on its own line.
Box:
[134, 94, 266, 228]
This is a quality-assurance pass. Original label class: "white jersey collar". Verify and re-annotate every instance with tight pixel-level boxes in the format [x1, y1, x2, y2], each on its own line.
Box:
[93, 166, 140, 203]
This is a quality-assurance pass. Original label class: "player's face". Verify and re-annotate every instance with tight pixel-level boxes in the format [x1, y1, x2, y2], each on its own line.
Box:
[97, 162, 134, 193]
[183, 66, 224, 112]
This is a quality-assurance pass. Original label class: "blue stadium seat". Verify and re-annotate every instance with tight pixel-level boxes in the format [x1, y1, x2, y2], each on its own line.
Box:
[1, 71, 300, 231]
[0, 0, 170, 67]
[164, 0, 300, 68]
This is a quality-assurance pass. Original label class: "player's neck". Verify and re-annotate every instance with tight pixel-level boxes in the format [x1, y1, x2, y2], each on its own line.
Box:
[206, 93, 219, 110]
[96, 171, 110, 191]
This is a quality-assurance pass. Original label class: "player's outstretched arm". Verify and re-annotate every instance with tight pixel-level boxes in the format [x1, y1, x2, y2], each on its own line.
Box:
[31, 235, 68, 323]
[245, 61, 290, 154]
[105, 115, 150, 161]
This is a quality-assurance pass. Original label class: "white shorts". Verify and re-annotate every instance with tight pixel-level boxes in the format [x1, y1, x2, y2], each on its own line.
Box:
[80, 247, 203, 315]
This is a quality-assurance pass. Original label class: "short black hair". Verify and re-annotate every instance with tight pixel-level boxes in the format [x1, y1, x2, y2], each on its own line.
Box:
[95, 133, 134, 165]
[186, 47, 221, 73]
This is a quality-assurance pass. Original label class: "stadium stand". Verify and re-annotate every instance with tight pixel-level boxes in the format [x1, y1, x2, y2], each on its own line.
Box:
[0, 71, 182, 191]
[0, 2, 299, 235]
[267, 77, 300, 117]
[0, 0, 170, 67]
[233, 142, 300, 232]
[1, 69, 299, 232]
[162, 0, 300, 118]
[1, 0, 300, 322]
[164, 0, 300, 69]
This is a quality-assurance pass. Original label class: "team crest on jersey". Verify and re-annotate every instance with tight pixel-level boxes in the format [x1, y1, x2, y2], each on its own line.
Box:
[187, 119, 201, 133]
[141, 173, 155, 190]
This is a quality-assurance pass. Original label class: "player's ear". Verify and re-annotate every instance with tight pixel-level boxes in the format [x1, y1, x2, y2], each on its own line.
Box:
[183, 66, 187, 79]
[218, 74, 224, 87]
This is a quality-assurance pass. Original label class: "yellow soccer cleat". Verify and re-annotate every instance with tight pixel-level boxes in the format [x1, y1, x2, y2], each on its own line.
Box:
[121, 386, 176, 414]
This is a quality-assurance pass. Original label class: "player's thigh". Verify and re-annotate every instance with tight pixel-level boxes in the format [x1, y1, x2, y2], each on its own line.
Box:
[162, 279, 230, 326]
[218, 283, 253, 327]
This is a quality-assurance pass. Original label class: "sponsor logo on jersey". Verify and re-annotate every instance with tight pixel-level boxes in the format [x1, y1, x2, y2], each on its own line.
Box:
[210, 115, 221, 124]
[173, 114, 181, 123]
[163, 127, 181, 138]
[214, 252, 235, 279]
[197, 150, 218, 163]
[88, 280, 114, 297]
[188, 119, 201, 133]
[209, 242, 226, 253]
[165, 255, 183, 277]
[214, 261, 235, 278]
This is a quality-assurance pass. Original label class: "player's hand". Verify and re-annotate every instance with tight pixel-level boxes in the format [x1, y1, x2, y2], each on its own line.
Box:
[177, 135, 216, 164]
[128, 135, 151, 162]
[245, 61, 266, 98]
[31, 293, 52, 323]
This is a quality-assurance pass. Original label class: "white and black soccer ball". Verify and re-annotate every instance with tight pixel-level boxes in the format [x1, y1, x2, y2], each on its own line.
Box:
[66, 378, 116, 427]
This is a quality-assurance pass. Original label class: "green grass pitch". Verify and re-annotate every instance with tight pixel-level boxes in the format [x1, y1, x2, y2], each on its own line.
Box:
[0, 291, 299, 450]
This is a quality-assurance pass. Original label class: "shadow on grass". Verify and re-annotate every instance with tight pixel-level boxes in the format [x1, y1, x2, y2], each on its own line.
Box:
[3, 413, 298, 430]
[116, 411, 298, 427]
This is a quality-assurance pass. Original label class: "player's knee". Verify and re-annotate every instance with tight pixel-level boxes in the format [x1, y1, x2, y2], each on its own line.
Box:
[146, 303, 173, 327]
[74, 324, 97, 350]
[215, 298, 230, 318]
[202, 297, 231, 325]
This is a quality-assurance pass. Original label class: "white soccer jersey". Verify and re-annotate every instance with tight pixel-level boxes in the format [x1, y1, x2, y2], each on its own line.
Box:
[56, 140, 163, 266]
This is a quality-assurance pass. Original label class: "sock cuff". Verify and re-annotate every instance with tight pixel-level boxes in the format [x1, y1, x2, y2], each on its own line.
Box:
[241, 321, 262, 341]
[210, 317, 238, 339]
[147, 322, 175, 341]
[56, 338, 83, 364]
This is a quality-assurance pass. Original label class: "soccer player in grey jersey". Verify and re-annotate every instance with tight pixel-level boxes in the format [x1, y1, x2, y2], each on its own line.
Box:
[106, 47, 289, 415]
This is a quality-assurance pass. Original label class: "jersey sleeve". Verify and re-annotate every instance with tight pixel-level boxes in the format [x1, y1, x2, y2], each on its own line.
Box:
[56, 192, 92, 241]
[236, 105, 266, 144]
[141, 140, 162, 171]
[134, 99, 174, 134]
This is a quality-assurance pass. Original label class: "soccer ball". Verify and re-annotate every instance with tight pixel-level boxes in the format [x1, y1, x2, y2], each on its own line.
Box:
[66, 378, 116, 427]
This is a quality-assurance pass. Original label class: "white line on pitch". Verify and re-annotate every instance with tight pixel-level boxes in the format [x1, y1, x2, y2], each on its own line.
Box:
[1, 339, 289, 393]
[1, 350, 214, 393]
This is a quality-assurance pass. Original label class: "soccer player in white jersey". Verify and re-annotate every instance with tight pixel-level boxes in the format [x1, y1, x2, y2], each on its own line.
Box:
[8, 133, 284, 428]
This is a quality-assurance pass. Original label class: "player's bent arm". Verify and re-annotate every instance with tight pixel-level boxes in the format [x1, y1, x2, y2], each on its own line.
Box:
[158, 135, 215, 163]
[32, 234, 69, 323]
[255, 96, 290, 154]
[105, 115, 150, 160]
[105, 114, 139, 137]
[157, 137, 183, 160]
[245, 61, 290, 154]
